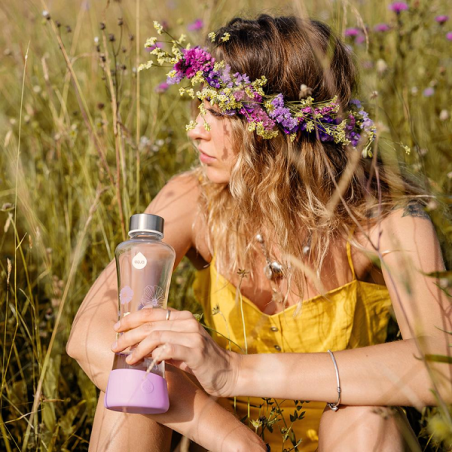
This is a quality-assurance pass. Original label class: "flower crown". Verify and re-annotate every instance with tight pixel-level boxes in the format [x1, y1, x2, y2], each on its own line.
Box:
[139, 22, 376, 157]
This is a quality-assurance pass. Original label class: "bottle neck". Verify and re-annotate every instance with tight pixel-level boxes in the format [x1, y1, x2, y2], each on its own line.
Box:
[128, 231, 162, 240]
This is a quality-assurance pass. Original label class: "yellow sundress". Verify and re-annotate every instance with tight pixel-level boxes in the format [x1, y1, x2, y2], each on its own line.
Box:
[193, 240, 392, 451]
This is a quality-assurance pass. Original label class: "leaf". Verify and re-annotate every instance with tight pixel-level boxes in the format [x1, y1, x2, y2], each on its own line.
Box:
[425, 354, 452, 364]
[289, 413, 297, 422]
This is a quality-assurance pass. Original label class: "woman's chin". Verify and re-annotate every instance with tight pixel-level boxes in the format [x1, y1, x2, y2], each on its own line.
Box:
[203, 166, 231, 184]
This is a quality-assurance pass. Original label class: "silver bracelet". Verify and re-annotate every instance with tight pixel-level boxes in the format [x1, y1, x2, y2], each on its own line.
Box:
[326, 349, 341, 411]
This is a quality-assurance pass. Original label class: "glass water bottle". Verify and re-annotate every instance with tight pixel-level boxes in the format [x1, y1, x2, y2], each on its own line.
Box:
[104, 213, 175, 414]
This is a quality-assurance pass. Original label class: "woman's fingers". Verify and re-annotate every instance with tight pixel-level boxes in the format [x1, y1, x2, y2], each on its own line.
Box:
[125, 331, 203, 365]
[114, 308, 193, 332]
[111, 318, 201, 353]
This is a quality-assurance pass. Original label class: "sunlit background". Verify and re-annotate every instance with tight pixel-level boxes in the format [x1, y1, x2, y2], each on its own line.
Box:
[0, 0, 451, 450]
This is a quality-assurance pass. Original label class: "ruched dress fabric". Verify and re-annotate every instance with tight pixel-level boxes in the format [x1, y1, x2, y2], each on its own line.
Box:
[192, 241, 392, 452]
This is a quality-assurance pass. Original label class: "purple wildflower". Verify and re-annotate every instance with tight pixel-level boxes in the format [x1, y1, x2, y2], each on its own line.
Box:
[374, 23, 390, 32]
[355, 34, 365, 44]
[389, 2, 408, 14]
[219, 64, 233, 88]
[447, 32, 452, 41]
[268, 94, 298, 133]
[423, 87, 434, 97]
[169, 46, 215, 84]
[345, 28, 360, 37]
[187, 19, 204, 31]
[435, 15, 449, 25]
[240, 105, 276, 131]
[155, 82, 169, 93]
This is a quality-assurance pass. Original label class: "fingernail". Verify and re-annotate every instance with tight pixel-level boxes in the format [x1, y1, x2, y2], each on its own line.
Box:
[113, 321, 120, 331]
[111, 341, 117, 350]
[126, 354, 133, 364]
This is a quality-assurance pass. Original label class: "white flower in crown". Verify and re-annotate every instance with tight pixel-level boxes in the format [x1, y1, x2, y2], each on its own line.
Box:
[141, 285, 165, 308]
[119, 286, 134, 304]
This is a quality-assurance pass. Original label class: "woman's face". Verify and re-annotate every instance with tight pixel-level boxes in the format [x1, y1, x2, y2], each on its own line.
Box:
[187, 103, 237, 184]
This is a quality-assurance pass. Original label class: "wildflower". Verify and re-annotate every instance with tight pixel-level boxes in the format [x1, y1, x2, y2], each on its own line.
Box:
[100, 22, 106, 30]
[155, 82, 169, 93]
[435, 15, 449, 25]
[423, 87, 434, 97]
[42, 10, 50, 20]
[439, 109, 449, 121]
[144, 37, 158, 48]
[185, 120, 197, 131]
[153, 21, 164, 35]
[220, 32, 231, 42]
[374, 23, 390, 32]
[187, 19, 204, 31]
[345, 28, 360, 37]
[355, 35, 365, 44]
[389, 2, 408, 14]
[447, 32, 452, 41]
[208, 32, 216, 42]
[411, 86, 418, 95]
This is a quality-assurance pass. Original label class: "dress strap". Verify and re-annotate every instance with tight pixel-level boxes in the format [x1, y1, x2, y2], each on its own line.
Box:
[346, 228, 356, 280]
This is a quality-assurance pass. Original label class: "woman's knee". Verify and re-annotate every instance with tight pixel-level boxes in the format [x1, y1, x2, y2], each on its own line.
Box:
[318, 405, 416, 452]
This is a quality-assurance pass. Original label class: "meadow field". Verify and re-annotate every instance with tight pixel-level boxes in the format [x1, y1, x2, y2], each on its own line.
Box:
[0, 0, 451, 450]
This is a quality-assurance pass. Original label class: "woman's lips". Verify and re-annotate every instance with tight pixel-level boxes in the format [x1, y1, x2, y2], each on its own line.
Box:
[199, 149, 216, 164]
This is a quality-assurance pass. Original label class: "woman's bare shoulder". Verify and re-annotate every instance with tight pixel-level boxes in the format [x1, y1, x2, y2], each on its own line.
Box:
[146, 172, 201, 214]
[144, 171, 211, 264]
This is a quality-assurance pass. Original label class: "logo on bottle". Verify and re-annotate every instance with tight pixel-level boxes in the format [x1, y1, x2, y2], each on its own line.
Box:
[132, 252, 147, 270]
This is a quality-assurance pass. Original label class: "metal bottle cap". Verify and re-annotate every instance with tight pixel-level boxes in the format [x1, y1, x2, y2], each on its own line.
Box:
[128, 214, 164, 238]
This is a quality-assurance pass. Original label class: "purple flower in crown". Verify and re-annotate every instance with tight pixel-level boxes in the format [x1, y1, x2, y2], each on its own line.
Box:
[241, 105, 276, 131]
[268, 94, 298, 133]
[169, 46, 215, 85]
[187, 19, 204, 31]
[374, 23, 390, 32]
[220, 64, 234, 88]
[435, 15, 449, 25]
[389, 2, 408, 14]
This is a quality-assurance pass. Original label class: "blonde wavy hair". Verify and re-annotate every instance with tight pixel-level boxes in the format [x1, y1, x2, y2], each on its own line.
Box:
[191, 15, 426, 295]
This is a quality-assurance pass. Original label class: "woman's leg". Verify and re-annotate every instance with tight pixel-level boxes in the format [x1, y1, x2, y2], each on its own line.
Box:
[89, 391, 173, 452]
[318, 405, 419, 452]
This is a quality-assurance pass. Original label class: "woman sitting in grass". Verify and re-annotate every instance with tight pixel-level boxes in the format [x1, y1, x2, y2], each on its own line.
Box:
[67, 14, 451, 451]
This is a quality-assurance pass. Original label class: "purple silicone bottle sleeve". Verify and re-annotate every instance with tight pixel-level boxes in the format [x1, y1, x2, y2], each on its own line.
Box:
[104, 368, 169, 414]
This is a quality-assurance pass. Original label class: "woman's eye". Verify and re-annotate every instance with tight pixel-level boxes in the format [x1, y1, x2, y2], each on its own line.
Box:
[207, 108, 224, 118]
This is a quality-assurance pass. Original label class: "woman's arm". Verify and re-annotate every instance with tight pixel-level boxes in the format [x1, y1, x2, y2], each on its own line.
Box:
[66, 173, 198, 389]
[66, 173, 266, 451]
[114, 207, 451, 407]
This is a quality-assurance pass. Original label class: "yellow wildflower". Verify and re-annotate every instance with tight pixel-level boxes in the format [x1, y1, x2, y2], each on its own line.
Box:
[220, 32, 230, 42]
[208, 32, 216, 42]
[185, 120, 197, 131]
[153, 21, 164, 35]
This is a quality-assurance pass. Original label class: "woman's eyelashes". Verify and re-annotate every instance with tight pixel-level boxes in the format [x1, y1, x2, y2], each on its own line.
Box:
[207, 108, 224, 118]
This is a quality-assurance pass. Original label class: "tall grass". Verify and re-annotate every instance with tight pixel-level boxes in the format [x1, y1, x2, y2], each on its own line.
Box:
[0, 0, 451, 450]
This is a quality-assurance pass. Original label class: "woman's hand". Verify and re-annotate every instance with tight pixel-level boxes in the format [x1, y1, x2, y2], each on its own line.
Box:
[111, 308, 240, 398]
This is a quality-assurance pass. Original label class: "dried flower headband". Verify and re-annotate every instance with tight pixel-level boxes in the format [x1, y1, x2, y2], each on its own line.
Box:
[139, 22, 376, 157]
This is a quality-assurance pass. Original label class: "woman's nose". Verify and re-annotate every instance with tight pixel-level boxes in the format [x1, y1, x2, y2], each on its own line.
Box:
[187, 115, 210, 141]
